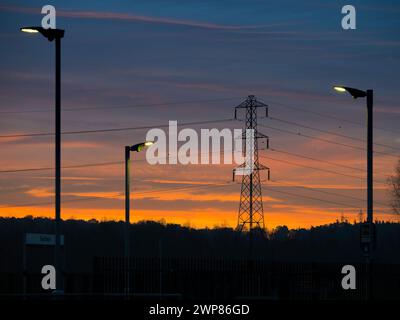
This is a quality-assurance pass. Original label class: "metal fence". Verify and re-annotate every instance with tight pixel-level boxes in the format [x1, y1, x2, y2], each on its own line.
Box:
[93, 257, 400, 300]
[1, 258, 400, 300]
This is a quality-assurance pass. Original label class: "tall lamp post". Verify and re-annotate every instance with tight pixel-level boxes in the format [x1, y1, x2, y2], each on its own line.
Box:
[124, 141, 153, 295]
[21, 26, 65, 293]
[333, 85, 374, 298]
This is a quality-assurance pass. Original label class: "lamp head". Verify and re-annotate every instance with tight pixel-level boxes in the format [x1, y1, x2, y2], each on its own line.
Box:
[130, 141, 154, 152]
[333, 86, 367, 99]
[20, 27, 40, 34]
[21, 26, 65, 41]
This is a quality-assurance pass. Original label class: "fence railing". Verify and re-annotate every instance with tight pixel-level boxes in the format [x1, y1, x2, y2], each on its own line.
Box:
[1, 258, 400, 300]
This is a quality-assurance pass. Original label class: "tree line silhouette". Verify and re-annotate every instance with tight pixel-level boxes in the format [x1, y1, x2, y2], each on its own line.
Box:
[0, 216, 399, 275]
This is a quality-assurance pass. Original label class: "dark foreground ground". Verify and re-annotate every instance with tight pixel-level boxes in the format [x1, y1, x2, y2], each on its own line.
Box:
[1, 217, 399, 300]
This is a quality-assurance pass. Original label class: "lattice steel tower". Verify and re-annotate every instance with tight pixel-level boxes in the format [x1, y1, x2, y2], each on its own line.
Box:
[233, 95, 270, 233]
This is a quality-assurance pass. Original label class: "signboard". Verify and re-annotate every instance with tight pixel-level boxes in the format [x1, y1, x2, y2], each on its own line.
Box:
[360, 224, 371, 243]
[25, 233, 64, 246]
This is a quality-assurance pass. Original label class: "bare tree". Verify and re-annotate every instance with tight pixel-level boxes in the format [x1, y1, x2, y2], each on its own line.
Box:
[388, 160, 400, 215]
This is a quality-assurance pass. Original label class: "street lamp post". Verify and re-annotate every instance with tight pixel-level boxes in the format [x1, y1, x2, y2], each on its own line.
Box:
[21, 26, 65, 294]
[366, 90, 373, 227]
[125, 146, 131, 260]
[124, 141, 153, 295]
[333, 85, 374, 299]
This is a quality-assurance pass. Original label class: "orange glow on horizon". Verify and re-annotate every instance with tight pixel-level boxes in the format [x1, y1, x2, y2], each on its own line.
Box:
[0, 205, 396, 230]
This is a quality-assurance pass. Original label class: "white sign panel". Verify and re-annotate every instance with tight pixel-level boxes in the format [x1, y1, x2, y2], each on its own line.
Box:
[25, 233, 64, 246]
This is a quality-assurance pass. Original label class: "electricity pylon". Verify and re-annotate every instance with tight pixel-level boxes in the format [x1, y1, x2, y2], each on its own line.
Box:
[233, 95, 270, 235]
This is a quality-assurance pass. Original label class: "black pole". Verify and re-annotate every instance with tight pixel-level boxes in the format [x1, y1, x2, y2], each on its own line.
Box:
[125, 146, 131, 296]
[367, 90, 373, 226]
[54, 36, 62, 293]
[125, 146, 131, 259]
[366, 89, 373, 300]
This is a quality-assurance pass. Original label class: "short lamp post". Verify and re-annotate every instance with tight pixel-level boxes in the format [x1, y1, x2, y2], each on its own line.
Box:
[124, 141, 153, 296]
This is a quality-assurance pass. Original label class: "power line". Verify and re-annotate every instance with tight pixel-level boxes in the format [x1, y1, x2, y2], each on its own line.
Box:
[0, 147, 234, 174]
[258, 123, 399, 158]
[237, 117, 376, 155]
[264, 186, 349, 209]
[261, 99, 400, 136]
[259, 154, 388, 185]
[0, 93, 395, 221]
[268, 178, 390, 208]
[0, 161, 124, 173]
[0, 97, 242, 114]
[263, 183, 393, 214]
[0, 180, 235, 209]
[267, 116, 400, 154]
[268, 147, 366, 173]
[0, 144, 391, 185]
[136, 180, 236, 197]
[269, 179, 366, 203]
[0, 118, 235, 139]
[0, 193, 122, 209]
[1, 174, 392, 217]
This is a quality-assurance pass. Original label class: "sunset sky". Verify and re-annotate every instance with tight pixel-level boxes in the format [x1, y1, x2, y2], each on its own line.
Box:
[0, 0, 399, 229]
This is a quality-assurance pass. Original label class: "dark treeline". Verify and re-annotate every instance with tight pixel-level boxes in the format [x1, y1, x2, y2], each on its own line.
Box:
[0, 216, 399, 274]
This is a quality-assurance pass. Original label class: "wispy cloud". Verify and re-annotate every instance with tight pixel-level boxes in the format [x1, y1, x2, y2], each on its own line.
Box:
[0, 5, 273, 31]
[25, 187, 53, 198]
